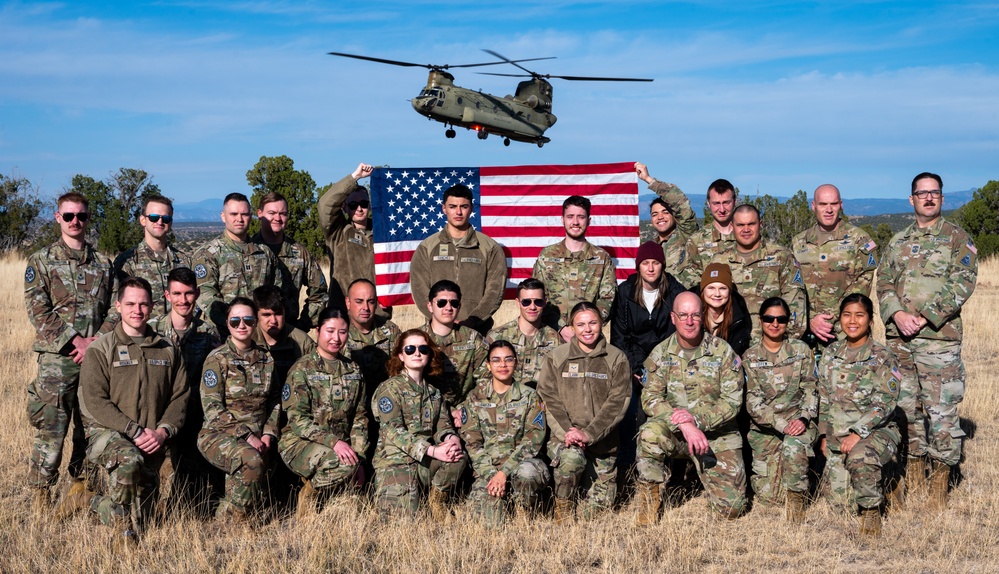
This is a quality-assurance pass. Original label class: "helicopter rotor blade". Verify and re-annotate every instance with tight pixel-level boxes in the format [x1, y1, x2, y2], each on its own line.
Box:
[547, 74, 654, 82]
[328, 52, 428, 68]
[450, 56, 556, 69]
[482, 49, 538, 76]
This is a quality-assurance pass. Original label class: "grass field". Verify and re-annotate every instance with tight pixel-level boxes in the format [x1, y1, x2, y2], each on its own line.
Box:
[1, 255, 997, 573]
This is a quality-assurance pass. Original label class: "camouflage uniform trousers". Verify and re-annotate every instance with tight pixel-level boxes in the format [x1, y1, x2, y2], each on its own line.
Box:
[373, 458, 467, 514]
[280, 438, 361, 492]
[549, 441, 618, 516]
[888, 337, 966, 466]
[26, 353, 90, 488]
[635, 420, 748, 517]
[747, 426, 816, 506]
[467, 458, 549, 524]
[85, 428, 164, 526]
[821, 424, 900, 511]
[197, 431, 269, 514]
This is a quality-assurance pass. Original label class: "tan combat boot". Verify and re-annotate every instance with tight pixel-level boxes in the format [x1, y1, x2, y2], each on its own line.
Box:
[785, 490, 807, 523]
[859, 507, 881, 537]
[552, 497, 574, 524]
[296, 479, 317, 519]
[906, 456, 927, 499]
[55, 480, 96, 522]
[31, 486, 51, 516]
[427, 487, 449, 522]
[634, 482, 661, 526]
[885, 477, 905, 512]
[928, 460, 950, 511]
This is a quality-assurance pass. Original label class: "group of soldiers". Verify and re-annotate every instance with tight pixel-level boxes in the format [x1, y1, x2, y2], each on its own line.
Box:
[23, 161, 976, 544]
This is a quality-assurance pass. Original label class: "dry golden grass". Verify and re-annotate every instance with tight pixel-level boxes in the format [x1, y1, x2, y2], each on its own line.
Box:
[2, 254, 998, 573]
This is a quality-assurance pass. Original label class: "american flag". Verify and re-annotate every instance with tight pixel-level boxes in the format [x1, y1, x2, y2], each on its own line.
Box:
[371, 162, 640, 308]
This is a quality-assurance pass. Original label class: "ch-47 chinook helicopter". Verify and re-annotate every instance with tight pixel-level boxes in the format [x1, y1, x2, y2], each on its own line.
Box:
[328, 49, 653, 147]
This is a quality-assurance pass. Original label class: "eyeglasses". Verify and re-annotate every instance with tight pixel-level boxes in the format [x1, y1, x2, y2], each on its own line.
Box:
[347, 200, 370, 211]
[403, 344, 431, 356]
[520, 298, 545, 308]
[228, 316, 257, 328]
[60, 212, 90, 222]
[912, 189, 942, 199]
[489, 356, 516, 364]
[145, 213, 173, 224]
[761, 314, 790, 325]
[435, 299, 461, 309]
[674, 312, 703, 322]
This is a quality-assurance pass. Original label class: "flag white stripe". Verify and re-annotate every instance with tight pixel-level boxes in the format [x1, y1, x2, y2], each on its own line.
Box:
[479, 194, 638, 207]
[480, 215, 639, 227]
[486, 236, 640, 248]
[481, 173, 637, 186]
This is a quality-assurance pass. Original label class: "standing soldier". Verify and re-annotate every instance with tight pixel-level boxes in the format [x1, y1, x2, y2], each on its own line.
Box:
[533, 195, 618, 342]
[192, 192, 281, 335]
[877, 172, 977, 510]
[111, 195, 189, 321]
[24, 191, 114, 511]
[410, 183, 507, 334]
[57, 277, 188, 546]
[486, 278, 562, 386]
[792, 184, 879, 347]
[687, 179, 738, 269]
[633, 292, 747, 523]
[421, 280, 489, 415]
[319, 162, 377, 311]
[635, 162, 701, 287]
[252, 192, 328, 330]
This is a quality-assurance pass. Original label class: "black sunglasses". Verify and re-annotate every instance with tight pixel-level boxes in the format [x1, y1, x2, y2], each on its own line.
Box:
[145, 213, 173, 224]
[520, 298, 545, 308]
[761, 314, 790, 325]
[347, 200, 370, 211]
[403, 344, 431, 356]
[435, 299, 461, 309]
[228, 316, 257, 328]
[60, 212, 90, 222]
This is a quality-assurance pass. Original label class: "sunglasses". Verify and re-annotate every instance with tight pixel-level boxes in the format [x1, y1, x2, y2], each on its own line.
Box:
[145, 213, 173, 224]
[228, 316, 257, 328]
[435, 299, 461, 309]
[761, 314, 790, 325]
[403, 344, 431, 356]
[347, 200, 370, 211]
[520, 298, 545, 308]
[60, 212, 90, 223]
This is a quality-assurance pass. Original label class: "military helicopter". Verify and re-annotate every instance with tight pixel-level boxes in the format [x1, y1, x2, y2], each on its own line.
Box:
[328, 49, 653, 147]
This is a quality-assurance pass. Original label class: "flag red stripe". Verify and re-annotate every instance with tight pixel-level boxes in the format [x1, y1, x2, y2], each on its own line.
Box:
[480, 162, 636, 176]
[480, 183, 637, 196]
[482, 226, 637, 237]
[480, 205, 637, 216]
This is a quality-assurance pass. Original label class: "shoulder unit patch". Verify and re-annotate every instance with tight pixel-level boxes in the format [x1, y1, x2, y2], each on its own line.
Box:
[203, 369, 219, 388]
[194, 264, 207, 279]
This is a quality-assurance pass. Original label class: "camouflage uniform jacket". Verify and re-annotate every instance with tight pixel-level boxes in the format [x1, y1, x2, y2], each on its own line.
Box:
[486, 318, 561, 385]
[79, 322, 189, 439]
[743, 338, 818, 434]
[24, 239, 115, 355]
[792, 221, 878, 338]
[147, 314, 221, 391]
[200, 339, 280, 439]
[425, 323, 489, 405]
[318, 174, 375, 299]
[648, 180, 701, 287]
[642, 332, 744, 451]
[411, 227, 507, 325]
[253, 325, 317, 388]
[191, 232, 281, 333]
[533, 239, 618, 329]
[708, 240, 807, 341]
[687, 224, 737, 272]
[817, 339, 901, 452]
[251, 232, 328, 330]
[112, 240, 190, 318]
[537, 337, 631, 454]
[877, 218, 977, 341]
[459, 379, 546, 480]
[371, 373, 458, 467]
[347, 317, 401, 388]
[280, 350, 370, 455]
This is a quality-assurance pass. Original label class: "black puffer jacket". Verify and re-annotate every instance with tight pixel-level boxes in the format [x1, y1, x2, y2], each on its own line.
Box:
[691, 284, 752, 356]
[610, 272, 688, 376]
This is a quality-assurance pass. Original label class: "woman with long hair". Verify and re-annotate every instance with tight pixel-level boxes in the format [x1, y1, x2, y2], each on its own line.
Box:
[697, 263, 751, 355]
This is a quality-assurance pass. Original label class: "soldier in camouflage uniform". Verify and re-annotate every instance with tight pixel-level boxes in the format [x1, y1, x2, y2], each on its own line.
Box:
[422, 280, 489, 410]
[486, 278, 561, 386]
[459, 341, 549, 524]
[635, 162, 701, 288]
[24, 191, 115, 510]
[147, 267, 222, 509]
[371, 330, 467, 516]
[279, 308, 369, 515]
[192, 192, 281, 335]
[818, 294, 901, 536]
[792, 184, 878, 347]
[877, 172, 977, 509]
[252, 285, 318, 387]
[707, 204, 806, 343]
[345, 278, 401, 395]
[537, 302, 631, 520]
[686, 179, 738, 270]
[743, 297, 818, 520]
[59, 278, 187, 545]
[110, 196, 189, 324]
[252, 191, 328, 330]
[197, 297, 279, 520]
[318, 162, 378, 310]
[634, 292, 747, 523]
[533, 195, 618, 341]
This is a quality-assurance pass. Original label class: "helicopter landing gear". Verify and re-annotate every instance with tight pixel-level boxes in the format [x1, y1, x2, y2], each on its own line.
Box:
[503, 138, 510, 146]
[537, 141, 545, 148]
[477, 130, 488, 140]
[445, 128, 456, 139]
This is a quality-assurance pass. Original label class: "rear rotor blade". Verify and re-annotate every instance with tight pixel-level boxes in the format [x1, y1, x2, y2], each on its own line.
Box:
[549, 74, 653, 82]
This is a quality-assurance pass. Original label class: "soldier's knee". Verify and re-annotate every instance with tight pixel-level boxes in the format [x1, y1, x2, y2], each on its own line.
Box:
[234, 448, 266, 482]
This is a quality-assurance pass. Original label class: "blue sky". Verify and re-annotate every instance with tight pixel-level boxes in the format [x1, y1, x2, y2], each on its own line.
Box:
[2, 1, 997, 207]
